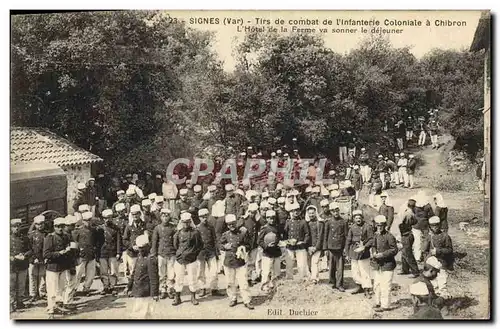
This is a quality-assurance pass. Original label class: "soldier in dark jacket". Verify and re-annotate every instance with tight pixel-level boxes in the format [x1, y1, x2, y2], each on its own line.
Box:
[123, 205, 148, 293]
[258, 210, 282, 292]
[28, 215, 47, 303]
[369, 215, 398, 312]
[412, 192, 435, 262]
[276, 197, 289, 238]
[10, 218, 32, 311]
[323, 202, 349, 291]
[224, 184, 241, 215]
[378, 192, 395, 230]
[174, 189, 192, 221]
[397, 205, 420, 277]
[190, 185, 204, 225]
[219, 214, 254, 309]
[72, 183, 89, 214]
[61, 215, 78, 309]
[407, 154, 417, 188]
[196, 208, 222, 297]
[71, 211, 98, 296]
[305, 206, 325, 284]
[96, 209, 121, 295]
[283, 204, 311, 280]
[433, 194, 449, 233]
[142, 199, 159, 237]
[128, 234, 159, 318]
[172, 212, 203, 306]
[345, 210, 373, 296]
[43, 218, 72, 317]
[151, 208, 177, 299]
[237, 203, 263, 284]
[86, 178, 98, 214]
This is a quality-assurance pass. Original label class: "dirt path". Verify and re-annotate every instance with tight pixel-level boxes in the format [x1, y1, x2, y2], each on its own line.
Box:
[12, 136, 489, 320]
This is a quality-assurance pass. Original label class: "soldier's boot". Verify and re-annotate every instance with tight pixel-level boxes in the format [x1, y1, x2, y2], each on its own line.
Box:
[168, 288, 175, 299]
[211, 289, 224, 296]
[198, 289, 208, 298]
[351, 284, 363, 294]
[364, 288, 372, 299]
[191, 292, 199, 306]
[172, 292, 182, 306]
[160, 291, 168, 299]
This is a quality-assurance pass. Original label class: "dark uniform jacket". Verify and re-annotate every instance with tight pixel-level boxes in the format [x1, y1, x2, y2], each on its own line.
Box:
[72, 226, 98, 261]
[96, 223, 121, 259]
[174, 199, 191, 220]
[197, 222, 218, 261]
[224, 196, 240, 216]
[219, 228, 249, 268]
[284, 218, 311, 250]
[345, 223, 373, 260]
[72, 193, 89, 212]
[173, 228, 203, 265]
[151, 224, 176, 258]
[379, 204, 395, 229]
[435, 206, 449, 233]
[413, 204, 435, 231]
[29, 230, 46, 264]
[399, 211, 418, 236]
[123, 222, 147, 257]
[237, 216, 261, 250]
[422, 231, 454, 270]
[10, 233, 31, 272]
[190, 197, 203, 225]
[358, 153, 369, 166]
[43, 232, 71, 272]
[129, 255, 159, 298]
[307, 220, 325, 250]
[276, 208, 289, 238]
[323, 217, 349, 251]
[258, 224, 282, 258]
[143, 212, 159, 237]
[407, 158, 417, 175]
[352, 172, 363, 191]
[368, 231, 398, 271]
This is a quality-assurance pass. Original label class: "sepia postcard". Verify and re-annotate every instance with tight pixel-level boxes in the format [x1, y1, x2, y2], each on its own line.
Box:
[10, 9, 490, 320]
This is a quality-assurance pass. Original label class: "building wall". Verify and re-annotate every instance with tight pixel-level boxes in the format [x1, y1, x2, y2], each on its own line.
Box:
[62, 163, 92, 214]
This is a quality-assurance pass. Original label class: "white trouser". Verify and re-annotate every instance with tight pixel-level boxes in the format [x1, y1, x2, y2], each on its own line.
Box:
[412, 228, 423, 261]
[434, 268, 449, 296]
[379, 172, 386, 187]
[398, 167, 408, 187]
[431, 134, 438, 147]
[408, 174, 415, 188]
[310, 251, 322, 281]
[261, 256, 281, 289]
[373, 269, 394, 308]
[406, 130, 413, 141]
[29, 263, 46, 297]
[132, 297, 155, 319]
[361, 165, 371, 183]
[339, 147, 347, 163]
[174, 261, 198, 293]
[74, 259, 96, 291]
[123, 252, 137, 279]
[397, 138, 404, 150]
[246, 248, 262, 281]
[158, 255, 176, 292]
[197, 257, 218, 290]
[348, 147, 356, 157]
[165, 199, 176, 211]
[46, 270, 67, 313]
[218, 251, 225, 272]
[285, 249, 310, 279]
[418, 131, 426, 145]
[350, 258, 372, 289]
[100, 257, 119, 289]
[224, 265, 251, 304]
[63, 269, 77, 304]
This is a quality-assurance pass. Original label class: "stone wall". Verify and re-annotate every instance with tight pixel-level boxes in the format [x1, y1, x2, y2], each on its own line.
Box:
[62, 163, 91, 214]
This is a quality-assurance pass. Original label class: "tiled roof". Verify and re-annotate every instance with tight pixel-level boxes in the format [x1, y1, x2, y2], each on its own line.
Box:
[11, 127, 103, 167]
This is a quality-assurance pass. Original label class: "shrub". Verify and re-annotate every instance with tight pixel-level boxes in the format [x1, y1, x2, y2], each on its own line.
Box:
[431, 175, 465, 191]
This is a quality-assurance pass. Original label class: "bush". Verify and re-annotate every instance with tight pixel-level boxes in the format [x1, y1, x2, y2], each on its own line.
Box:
[431, 175, 465, 191]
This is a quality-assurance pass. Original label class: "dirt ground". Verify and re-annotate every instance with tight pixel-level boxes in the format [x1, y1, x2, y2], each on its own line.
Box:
[12, 136, 490, 320]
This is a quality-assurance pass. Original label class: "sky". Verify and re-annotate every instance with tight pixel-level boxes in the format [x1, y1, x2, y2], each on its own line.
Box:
[165, 10, 483, 71]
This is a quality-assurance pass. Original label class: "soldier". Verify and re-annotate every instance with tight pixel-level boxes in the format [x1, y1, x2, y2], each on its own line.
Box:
[96, 209, 121, 296]
[433, 193, 449, 233]
[151, 208, 177, 299]
[114, 203, 128, 236]
[172, 212, 203, 306]
[393, 153, 401, 185]
[378, 192, 395, 230]
[123, 205, 148, 294]
[112, 190, 126, 213]
[407, 154, 417, 189]
[128, 234, 159, 318]
[72, 183, 89, 214]
[338, 130, 348, 164]
[398, 153, 409, 188]
[397, 202, 419, 278]
[283, 203, 311, 280]
[323, 202, 348, 292]
[142, 199, 158, 237]
[258, 210, 282, 292]
[305, 206, 325, 284]
[10, 218, 32, 311]
[219, 214, 254, 309]
[369, 215, 398, 312]
[28, 215, 47, 303]
[162, 175, 179, 211]
[429, 120, 440, 149]
[43, 217, 72, 317]
[358, 148, 370, 183]
[86, 178, 98, 215]
[152, 195, 165, 217]
[422, 216, 454, 298]
[175, 189, 191, 220]
[385, 156, 397, 188]
[71, 211, 98, 296]
[61, 215, 78, 310]
[190, 185, 204, 225]
[196, 208, 222, 297]
[412, 191, 435, 262]
[345, 210, 373, 297]
[351, 165, 363, 201]
[237, 203, 262, 285]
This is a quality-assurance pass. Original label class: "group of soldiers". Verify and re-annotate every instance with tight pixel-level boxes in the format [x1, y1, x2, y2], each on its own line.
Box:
[10, 155, 454, 318]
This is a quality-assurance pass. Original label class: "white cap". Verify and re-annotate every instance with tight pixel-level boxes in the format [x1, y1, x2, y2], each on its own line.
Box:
[305, 186, 312, 193]
[248, 203, 259, 211]
[77, 183, 86, 190]
[33, 215, 45, 224]
[429, 216, 441, 225]
[394, 153, 400, 157]
[160, 208, 172, 214]
[330, 184, 339, 190]
[135, 234, 149, 247]
[265, 210, 276, 217]
[271, 152, 276, 157]
[320, 199, 329, 207]
[225, 184, 235, 192]
[53, 217, 66, 226]
[11, 218, 22, 225]
[409, 154, 415, 158]
[225, 214, 237, 224]
[208, 185, 216, 192]
[156, 174, 162, 179]
[378, 155, 383, 158]
[343, 180, 352, 188]
[277, 197, 285, 204]
[400, 152, 405, 156]
[321, 189, 329, 196]
[268, 197, 277, 205]
[82, 211, 93, 220]
[276, 150, 282, 154]
[148, 193, 157, 200]
[329, 202, 339, 210]
[102, 209, 113, 218]
[78, 204, 90, 212]
[312, 186, 320, 193]
[288, 203, 300, 211]
[180, 212, 192, 222]
[283, 153, 289, 157]
[328, 170, 336, 175]
[410, 282, 430, 296]
[117, 190, 125, 196]
[426, 256, 442, 270]
[353, 165, 359, 170]
[130, 204, 141, 214]
[380, 191, 389, 198]
[330, 190, 340, 198]
[235, 189, 245, 197]
[352, 209, 363, 217]
[65, 215, 77, 225]
[179, 189, 188, 196]
[194, 185, 202, 192]
[126, 189, 135, 196]
[155, 195, 164, 203]
[361, 148, 366, 151]
[129, 184, 137, 190]
[115, 203, 126, 212]
[374, 215, 387, 224]
[262, 191, 269, 198]
[142, 199, 152, 207]
[198, 208, 209, 216]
